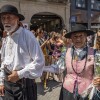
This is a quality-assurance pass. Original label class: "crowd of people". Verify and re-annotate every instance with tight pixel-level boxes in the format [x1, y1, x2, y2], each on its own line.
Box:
[0, 4, 100, 100]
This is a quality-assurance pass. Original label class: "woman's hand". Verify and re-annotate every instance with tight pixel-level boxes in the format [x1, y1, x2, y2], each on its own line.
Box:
[0, 85, 5, 96]
[93, 76, 100, 89]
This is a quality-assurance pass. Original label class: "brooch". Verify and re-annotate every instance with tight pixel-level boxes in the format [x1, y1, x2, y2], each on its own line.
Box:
[88, 58, 91, 62]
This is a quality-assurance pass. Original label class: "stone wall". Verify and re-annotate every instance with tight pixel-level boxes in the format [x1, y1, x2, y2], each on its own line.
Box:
[0, 0, 70, 30]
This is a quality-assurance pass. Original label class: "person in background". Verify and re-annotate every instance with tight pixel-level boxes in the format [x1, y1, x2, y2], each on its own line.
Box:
[91, 30, 100, 100]
[52, 33, 64, 62]
[59, 24, 96, 100]
[52, 33, 65, 82]
[93, 30, 100, 49]
[0, 35, 2, 66]
[0, 5, 44, 100]
[36, 28, 49, 89]
[87, 35, 95, 47]
[36, 28, 48, 62]
[61, 29, 72, 48]
[46, 32, 57, 81]
[30, 24, 38, 37]
[46, 32, 56, 65]
[0, 29, 3, 100]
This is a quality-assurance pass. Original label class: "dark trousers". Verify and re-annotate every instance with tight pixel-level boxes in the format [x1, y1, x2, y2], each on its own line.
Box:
[59, 87, 89, 100]
[2, 79, 37, 100]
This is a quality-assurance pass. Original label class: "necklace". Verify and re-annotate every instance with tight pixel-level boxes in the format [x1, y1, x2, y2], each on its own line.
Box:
[72, 46, 88, 98]
[71, 46, 88, 75]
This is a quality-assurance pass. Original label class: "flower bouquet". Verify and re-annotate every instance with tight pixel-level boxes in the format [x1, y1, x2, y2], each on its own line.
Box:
[95, 51, 100, 77]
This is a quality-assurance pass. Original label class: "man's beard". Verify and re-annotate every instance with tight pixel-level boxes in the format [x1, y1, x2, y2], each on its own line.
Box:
[4, 24, 18, 34]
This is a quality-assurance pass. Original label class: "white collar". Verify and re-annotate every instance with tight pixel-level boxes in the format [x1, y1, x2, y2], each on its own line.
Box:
[7, 27, 23, 37]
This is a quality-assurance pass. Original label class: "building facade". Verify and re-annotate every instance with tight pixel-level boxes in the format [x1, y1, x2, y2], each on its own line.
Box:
[0, 0, 70, 32]
[70, 0, 100, 31]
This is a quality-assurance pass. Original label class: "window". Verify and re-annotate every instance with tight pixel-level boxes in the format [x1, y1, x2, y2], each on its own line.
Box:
[75, 0, 87, 9]
[91, 0, 100, 10]
[75, 0, 100, 10]
[91, 0, 95, 3]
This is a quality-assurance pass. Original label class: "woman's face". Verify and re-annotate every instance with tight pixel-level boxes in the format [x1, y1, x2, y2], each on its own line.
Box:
[71, 32, 87, 48]
[63, 30, 67, 36]
[40, 31, 44, 38]
[97, 31, 100, 36]
[97, 31, 100, 44]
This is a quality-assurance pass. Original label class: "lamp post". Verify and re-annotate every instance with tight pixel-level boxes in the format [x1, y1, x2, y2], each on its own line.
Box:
[87, 0, 91, 29]
[70, 0, 76, 31]
[18, 0, 21, 12]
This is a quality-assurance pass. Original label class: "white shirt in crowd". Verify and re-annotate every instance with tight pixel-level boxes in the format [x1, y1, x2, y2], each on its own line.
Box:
[0, 27, 45, 85]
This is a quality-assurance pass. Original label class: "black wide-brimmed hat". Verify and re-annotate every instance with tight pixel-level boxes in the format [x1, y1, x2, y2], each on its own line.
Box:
[64, 24, 95, 38]
[0, 5, 25, 21]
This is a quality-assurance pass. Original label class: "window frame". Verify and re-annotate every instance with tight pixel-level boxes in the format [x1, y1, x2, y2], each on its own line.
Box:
[75, 0, 87, 10]
[91, 0, 100, 11]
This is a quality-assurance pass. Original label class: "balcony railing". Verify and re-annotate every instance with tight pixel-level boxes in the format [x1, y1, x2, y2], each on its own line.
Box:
[0, 0, 68, 4]
[47, 0, 68, 4]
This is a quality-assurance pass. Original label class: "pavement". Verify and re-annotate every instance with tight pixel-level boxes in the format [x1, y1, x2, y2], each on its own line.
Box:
[36, 76, 62, 100]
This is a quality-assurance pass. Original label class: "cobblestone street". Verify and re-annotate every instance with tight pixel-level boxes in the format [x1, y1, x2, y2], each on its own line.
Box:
[36, 78, 62, 100]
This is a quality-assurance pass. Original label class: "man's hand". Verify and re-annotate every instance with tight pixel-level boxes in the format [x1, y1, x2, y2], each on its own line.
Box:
[7, 71, 19, 83]
[0, 85, 5, 96]
[93, 76, 100, 89]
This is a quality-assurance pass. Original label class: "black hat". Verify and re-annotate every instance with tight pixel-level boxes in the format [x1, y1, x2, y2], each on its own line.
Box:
[0, 5, 25, 21]
[64, 24, 95, 38]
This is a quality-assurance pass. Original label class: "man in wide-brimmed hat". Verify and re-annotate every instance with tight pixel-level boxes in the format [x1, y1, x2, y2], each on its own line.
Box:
[0, 4, 44, 100]
[59, 24, 99, 100]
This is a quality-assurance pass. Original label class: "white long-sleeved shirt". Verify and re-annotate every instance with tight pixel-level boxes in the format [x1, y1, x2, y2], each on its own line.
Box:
[0, 27, 45, 85]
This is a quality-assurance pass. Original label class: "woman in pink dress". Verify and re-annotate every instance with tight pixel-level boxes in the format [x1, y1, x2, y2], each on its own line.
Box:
[59, 24, 97, 100]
